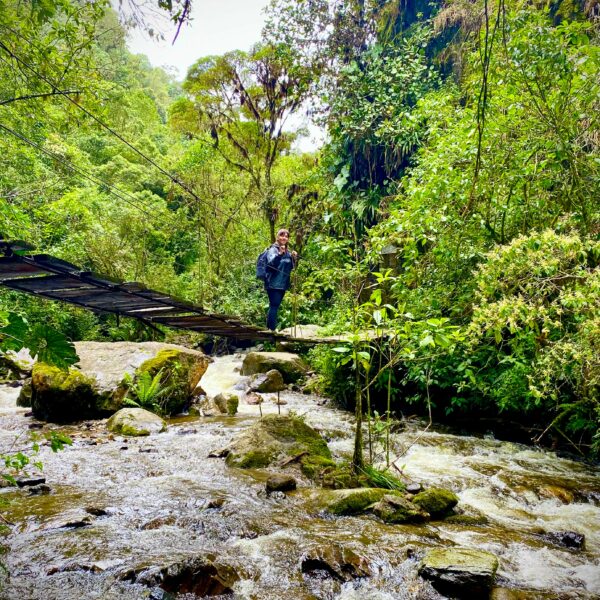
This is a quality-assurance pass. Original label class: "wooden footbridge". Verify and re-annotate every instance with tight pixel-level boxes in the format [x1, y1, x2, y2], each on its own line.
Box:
[0, 238, 293, 342]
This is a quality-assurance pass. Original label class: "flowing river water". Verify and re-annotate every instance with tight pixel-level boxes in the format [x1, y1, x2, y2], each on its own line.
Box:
[1, 354, 599, 599]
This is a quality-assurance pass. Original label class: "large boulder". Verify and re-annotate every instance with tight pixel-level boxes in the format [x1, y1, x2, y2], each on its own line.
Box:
[135, 347, 210, 415]
[106, 408, 166, 436]
[31, 363, 100, 423]
[76, 341, 210, 415]
[241, 352, 308, 383]
[418, 547, 499, 598]
[29, 342, 210, 422]
[225, 414, 333, 477]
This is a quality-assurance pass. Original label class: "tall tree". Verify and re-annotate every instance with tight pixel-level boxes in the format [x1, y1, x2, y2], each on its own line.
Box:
[171, 44, 311, 241]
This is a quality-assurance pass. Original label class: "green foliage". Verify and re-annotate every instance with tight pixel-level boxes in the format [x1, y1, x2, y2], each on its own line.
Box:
[1, 430, 72, 486]
[0, 311, 79, 368]
[123, 368, 170, 413]
[358, 464, 405, 491]
[463, 231, 599, 447]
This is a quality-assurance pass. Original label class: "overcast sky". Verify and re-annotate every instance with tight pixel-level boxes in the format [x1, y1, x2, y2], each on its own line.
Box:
[127, 0, 270, 79]
[126, 0, 324, 151]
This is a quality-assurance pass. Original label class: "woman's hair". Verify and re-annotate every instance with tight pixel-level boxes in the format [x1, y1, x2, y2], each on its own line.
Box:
[277, 228, 290, 236]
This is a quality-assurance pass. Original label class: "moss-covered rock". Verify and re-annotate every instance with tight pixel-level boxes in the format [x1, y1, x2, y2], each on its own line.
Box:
[136, 348, 209, 416]
[412, 487, 459, 518]
[225, 414, 331, 475]
[31, 363, 100, 423]
[0, 351, 33, 381]
[300, 455, 337, 480]
[241, 352, 309, 383]
[371, 494, 429, 523]
[106, 407, 166, 436]
[418, 547, 499, 598]
[314, 488, 400, 516]
[16, 378, 32, 407]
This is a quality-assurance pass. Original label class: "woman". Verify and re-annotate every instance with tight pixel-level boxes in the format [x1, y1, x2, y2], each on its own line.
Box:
[265, 228, 297, 331]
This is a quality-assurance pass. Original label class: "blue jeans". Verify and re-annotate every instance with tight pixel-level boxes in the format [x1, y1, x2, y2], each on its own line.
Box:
[266, 288, 286, 331]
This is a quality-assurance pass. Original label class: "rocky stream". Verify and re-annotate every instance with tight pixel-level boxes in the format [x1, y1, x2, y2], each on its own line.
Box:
[1, 350, 600, 599]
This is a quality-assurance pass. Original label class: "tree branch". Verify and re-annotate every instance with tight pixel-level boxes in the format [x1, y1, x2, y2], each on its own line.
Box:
[0, 90, 81, 106]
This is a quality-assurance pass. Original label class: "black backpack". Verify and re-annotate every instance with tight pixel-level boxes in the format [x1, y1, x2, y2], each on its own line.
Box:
[256, 248, 270, 282]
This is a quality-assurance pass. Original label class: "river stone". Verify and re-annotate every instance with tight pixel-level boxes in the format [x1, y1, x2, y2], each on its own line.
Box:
[225, 414, 332, 475]
[371, 494, 429, 523]
[213, 391, 239, 415]
[266, 474, 297, 493]
[301, 544, 370, 581]
[241, 352, 309, 383]
[418, 547, 499, 598]
[248, 369, 285, 393]
[412, 487, 459, 518]
[544, 530, 585, 550]
[130, 555, 239, 597]
[74, 341, 211, 415]
[314, 488, 400, 516]
[244, 391, 263, 405]
[106, 408, 166, 436]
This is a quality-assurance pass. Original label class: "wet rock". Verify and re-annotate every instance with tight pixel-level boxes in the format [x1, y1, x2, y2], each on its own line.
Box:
[85, 506, 109, 517]
[241, 351, 309, 383]
[418, 547, 499, 598]
[544, 530, 585, 550]
[248, 369, 285, 393]
[16, 476, 46, 487]
[44, 510, 94, 530]
[244, 391, 263, 405]
[130, 555, 240, 597]
[406, 482, 422, 494]
[412, 487, 459, 518]
[206, 497, 225, 509]
[141, 515, 177, 530]
[445, 513, 489, 526]
[315, 488, 398, 516]
[16, 377, 32, 407]
[301, 545, 371, 581]
[149, 589, 176, 600]
[106, 408, 166, 436]
[371, 494, 429, 523]
[213, 391, 239, 415]
[266, 474, 297, 494]
[538, 485, 575, 504]
[28, 484, 51, 495]
[31, 363, 100, 423]
[208, 447, 230, 458]
[225, 415, 332, 476]
[176, 428, 197, 435]
[0, 349, 34, 380]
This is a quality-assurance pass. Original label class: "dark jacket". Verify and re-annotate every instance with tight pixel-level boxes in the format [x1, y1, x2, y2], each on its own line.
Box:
[265, 243, 294, 290]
